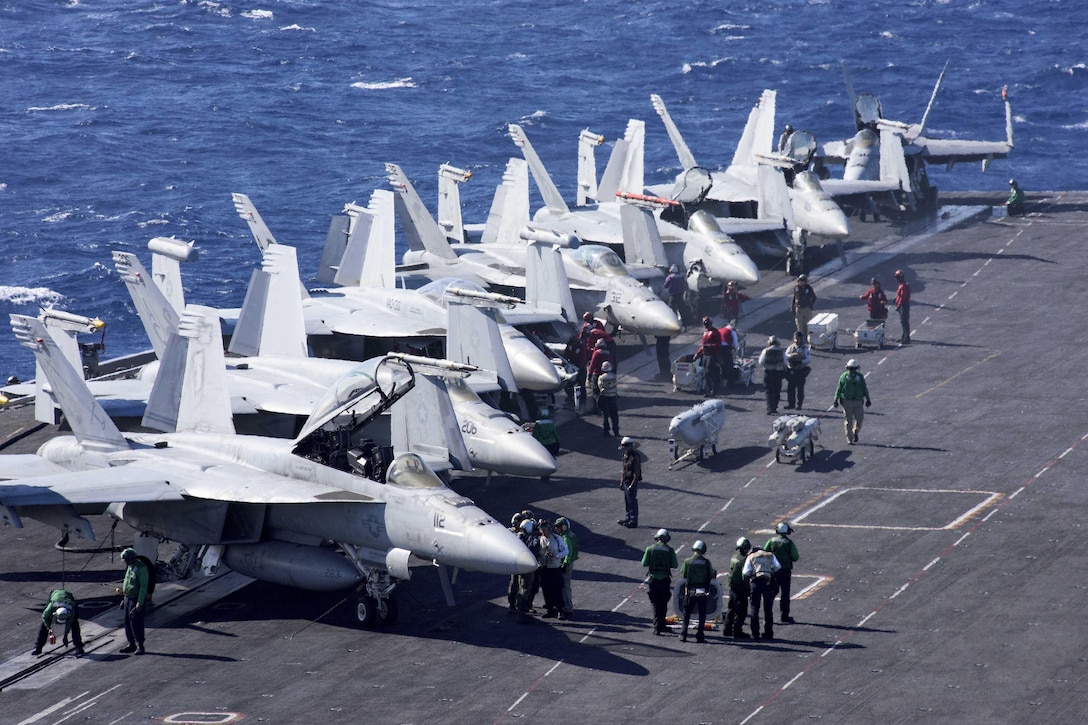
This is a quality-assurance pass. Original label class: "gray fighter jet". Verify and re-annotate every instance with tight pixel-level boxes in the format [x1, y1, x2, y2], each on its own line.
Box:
[0, 309, 537, 628]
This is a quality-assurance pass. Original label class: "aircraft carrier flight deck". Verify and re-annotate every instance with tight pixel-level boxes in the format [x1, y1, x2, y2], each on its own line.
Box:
[1, 190, 1085, 723]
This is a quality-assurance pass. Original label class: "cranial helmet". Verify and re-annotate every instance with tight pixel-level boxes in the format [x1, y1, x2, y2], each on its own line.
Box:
[53, 606, 70, 625]
[776, 522, 794, 535]
[121, 548, 137, 562]
[1009, 179, 1017, 186]
[846, 359, 859, 369]
[582, 311, 593, 322]
[797, 274, 807, 282]
[520, 519, 535, 534]
[538, 407, 550, 417]
[601, 361, 613, 372]
[894, 269, 904, 279]
[595, 339, 606, 349]
[692, 540, 707, 554]
[654, 528, 671, 543]
[736, 537, 751, 553]
[619, 436, 635, 447]
[767, 335, 779, 346]
[702, 316, 713, 327]
[511, 512, 525, 527]
[555, 517, 569, 529]
[670, 264, 680, 273]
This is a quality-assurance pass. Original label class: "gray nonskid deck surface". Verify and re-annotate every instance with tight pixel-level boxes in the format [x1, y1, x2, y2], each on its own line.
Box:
[1, 193, 1085, 723]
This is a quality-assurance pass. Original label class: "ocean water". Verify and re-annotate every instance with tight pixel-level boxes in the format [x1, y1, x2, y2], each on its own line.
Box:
[1, 0, 1083, 381]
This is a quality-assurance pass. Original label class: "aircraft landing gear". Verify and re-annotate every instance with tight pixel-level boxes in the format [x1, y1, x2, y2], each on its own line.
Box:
[340, 544, 401, 629]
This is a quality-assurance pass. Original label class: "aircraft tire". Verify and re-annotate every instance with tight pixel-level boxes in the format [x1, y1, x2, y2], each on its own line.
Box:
[378, 596, 398, 626]
[355, 595, 378, 628]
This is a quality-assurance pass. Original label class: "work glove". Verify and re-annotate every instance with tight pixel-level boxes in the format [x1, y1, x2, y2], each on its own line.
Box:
[865, 400, 872, 408]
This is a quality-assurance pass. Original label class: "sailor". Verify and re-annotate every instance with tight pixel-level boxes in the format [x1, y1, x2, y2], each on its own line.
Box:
[538, 520, 569, 620]
[531, 407, 560, 457]
[724, 538, 752, 639]
[562, 332, 588, 411]
[515, 519, 543, 624]
[860, 278, 889, 320]
[718, 322, 740, 390]
[758, 336, 787, 415]
[617, 437, 642, 527]
[790, 274, 817, 338]
[833, 359, 872, 444]
[596, 361, 619, 436]
[507, 512, 528, 613]
[679, 540, 716, 643]
[693, 316, 724, 396]
[784, 331, 812, 410]
[119, 548, 149, 655]
[556, 517, 579, 620]
[641, 528, 678, 635]
[719, 280, 749, 327]
[32, 588, 85, 656]
[778, 123, 795, 153]
[894, 269, 911, 344]
[742, 545, 781, 640]
[765, 522, 800, 624]
[664, 264, 692, 328]
[1006, 179, 1025, 216]
[587, 339, 614, 414]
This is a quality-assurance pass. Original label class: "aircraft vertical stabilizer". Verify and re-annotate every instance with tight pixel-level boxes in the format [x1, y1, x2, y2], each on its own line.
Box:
[879, 127, 911, 193]
[113, 250, 180, 358]
[337, 190, 397, 289]
[525, 241, 577, 323]
[756, 164, 794, 226]
[576, 129, 604, 205]
[619, 203, 668, 268]
[390, 373, 470, 472]
[732, 89, 776, 168]
[595, 137, 630, 202]
[232, 193, 279, 253]
[229, 245, 308, 359]
[10, 314, 130, 452]
[386, 163, 459, 260]
[438, 164, 471, 243]
[148, 237, 196, 313]
[316, 215, 351, 285]
[508, 124, 571, 214]
[481, 158, 531, 247]
[447, 302, 517, 393]
[143, 305, 234, 435]
[650, 94, 700, 170]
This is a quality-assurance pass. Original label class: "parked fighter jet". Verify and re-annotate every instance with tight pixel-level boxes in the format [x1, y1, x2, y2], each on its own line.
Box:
[387, 163, 681, 337]
[0, 310, 537, 627]
[232, 191, 562, 392]
[507, 122, 761, 285]
[108, 242, 557, 478]
[648, 90, 852, 272]
[816, 62, 1014, 211]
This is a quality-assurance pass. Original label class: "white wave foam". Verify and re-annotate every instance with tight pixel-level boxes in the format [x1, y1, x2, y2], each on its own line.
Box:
[241, 9, 273, 20]
[0, 286, 64, 306]
[351, 78, 417, 90]
[27, 103, 95, 113]
[280, 24, 315, 32]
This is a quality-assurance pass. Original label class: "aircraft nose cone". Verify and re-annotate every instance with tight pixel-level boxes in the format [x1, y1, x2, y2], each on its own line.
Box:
[509, 351, 564, 391]
[828, 210, 851, 238]
[505, 437, 558, 477]
[470, 523, 540, 575]
[634, 301, 683, 337]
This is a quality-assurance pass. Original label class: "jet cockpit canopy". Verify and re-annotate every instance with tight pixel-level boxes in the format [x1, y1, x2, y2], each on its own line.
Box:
[570, 245, 630, 278]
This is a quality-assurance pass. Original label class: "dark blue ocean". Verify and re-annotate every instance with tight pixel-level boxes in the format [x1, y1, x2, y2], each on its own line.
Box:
[2, 0, 1083, 380]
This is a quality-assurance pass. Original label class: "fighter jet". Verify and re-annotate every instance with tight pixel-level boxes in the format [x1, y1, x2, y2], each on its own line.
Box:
[387, 162, 681, 338]
[506, 122, 761, 286]
[648, 90, 852, 272]
[114, 242, 557, 478]
[0, 309, 537, 627]
[232, 191, 563, 392]
[816, 62, 1014, 211]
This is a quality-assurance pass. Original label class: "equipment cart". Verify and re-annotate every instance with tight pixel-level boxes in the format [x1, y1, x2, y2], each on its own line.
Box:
[807, 312, 839, 351]
[854, 318, 886, 349]
[768, 414, 821, 464]
[671, 354, 706, 393]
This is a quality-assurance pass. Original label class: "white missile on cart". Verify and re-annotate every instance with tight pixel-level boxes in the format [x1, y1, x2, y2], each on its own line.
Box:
[769, 414, 821, 464]
[668, 398, 726, 467]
